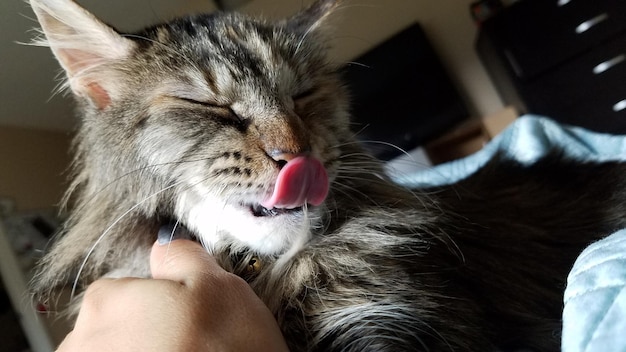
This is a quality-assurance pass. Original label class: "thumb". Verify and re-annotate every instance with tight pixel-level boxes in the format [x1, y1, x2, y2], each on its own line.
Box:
[150, 224, 223, 284]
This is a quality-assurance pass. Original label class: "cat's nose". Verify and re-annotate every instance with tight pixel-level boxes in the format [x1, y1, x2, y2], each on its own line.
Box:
[268, 149, 310, 169]
[257, 109, 310, 168]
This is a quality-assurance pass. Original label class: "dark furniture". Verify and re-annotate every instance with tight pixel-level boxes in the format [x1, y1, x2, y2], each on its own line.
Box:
[344, 23, 469, 160]
[476, 0, 626, 133]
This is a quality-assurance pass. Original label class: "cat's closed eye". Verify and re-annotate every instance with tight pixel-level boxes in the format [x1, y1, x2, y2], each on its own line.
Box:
[176, 96, 245, 123]
[292, 87, 316, 101]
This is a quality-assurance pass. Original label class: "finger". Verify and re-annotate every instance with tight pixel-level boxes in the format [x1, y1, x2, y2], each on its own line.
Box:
[150, 235, 224, 285]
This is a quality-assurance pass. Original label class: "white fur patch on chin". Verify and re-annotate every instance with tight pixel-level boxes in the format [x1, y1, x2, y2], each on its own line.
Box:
[175, 191, 311, 255]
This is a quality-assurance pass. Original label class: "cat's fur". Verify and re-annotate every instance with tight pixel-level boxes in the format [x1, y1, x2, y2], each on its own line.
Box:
[29, 0, 626, 350]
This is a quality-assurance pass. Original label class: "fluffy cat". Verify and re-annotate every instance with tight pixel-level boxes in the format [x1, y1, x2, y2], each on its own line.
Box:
[29, 0, 626, 350]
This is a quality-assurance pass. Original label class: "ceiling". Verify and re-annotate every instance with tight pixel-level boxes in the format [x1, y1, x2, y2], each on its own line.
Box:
[0, 0, 222, 132]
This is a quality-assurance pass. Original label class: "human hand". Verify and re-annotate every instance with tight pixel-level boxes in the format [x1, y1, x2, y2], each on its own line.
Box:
[57, 231, 289, 352]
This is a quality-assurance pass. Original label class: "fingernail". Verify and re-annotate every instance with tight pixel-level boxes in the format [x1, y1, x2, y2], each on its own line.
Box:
[157, 222, 191, 245]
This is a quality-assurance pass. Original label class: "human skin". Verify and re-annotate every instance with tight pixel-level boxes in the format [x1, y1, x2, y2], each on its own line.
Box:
[56, 237, 289, 352]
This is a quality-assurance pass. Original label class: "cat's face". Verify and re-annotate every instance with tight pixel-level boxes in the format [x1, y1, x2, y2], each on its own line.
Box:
[32, 0, 350, 254]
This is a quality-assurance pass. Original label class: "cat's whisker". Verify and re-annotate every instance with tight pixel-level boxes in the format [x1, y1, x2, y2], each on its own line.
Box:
[332, 181, 380, 207]
[68, 156, 215, 220]
[336, 153, 377, 161]
[335, 169, 384, 181]
[336, 150, 442, 194]
[294, 26, 315, 57]
[162, 219, 180, 261]
[336, 139, 413, 159]
[272, 205, 312, 274]
[333, 2, 380, 12]
[171, 175, 245, 253]
[170, 186, 214, 252]
[346, 122, 372, 140]
[70, 179, 186, 299]
[336, 160, 380, 170]
[338, 162, 388, 173]
[344, 61, 370, 69]
[331, 139, 404, 158]
[293, 0, 333, 57]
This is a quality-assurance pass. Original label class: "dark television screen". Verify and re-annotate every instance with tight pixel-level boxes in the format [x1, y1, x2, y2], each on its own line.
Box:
[342, 23, 469, 160]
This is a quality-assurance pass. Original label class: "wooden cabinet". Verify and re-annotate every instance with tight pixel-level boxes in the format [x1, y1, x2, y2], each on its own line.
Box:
[477, 0, 626, 133]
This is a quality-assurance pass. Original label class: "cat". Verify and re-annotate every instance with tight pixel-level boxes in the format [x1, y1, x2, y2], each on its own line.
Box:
[28, 0, 626, 351]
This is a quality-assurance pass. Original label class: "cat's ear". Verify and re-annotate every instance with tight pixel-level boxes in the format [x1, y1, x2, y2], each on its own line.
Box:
[30, 0, 136, 109]
[286, 0, 340, 32]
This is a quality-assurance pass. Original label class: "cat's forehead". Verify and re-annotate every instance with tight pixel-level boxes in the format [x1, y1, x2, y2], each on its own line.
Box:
[132, 13, 327, 98]
[136, 13, 316, 66]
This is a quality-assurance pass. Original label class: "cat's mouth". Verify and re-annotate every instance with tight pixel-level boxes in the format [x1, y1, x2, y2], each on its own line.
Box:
[255, 156, 329, 213]
[240, 156, 328, 218]
[248, 204, 303, 217]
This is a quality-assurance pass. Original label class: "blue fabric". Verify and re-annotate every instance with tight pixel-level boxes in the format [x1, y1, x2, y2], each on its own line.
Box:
[563, 229, 626, 352]
[393, 115, 626, 188]
[392, 115, 626, 351]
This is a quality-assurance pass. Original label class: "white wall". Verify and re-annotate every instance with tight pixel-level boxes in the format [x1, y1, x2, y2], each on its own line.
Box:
[242, 0, 504, 118]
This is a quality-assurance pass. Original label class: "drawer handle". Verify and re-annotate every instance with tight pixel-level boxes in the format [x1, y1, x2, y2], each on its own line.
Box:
[593, 54, 626, 74]
[613, 99, 626, 112]
[576, 13, 609, 34]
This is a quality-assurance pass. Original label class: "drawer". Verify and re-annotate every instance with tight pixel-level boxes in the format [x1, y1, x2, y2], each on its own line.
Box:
[522, 32, 626, 113]
[524, 78, 626, 133]
[547, 86, 626, 134]
[520, 36, 626, 133]
[484, 0, 626, 80]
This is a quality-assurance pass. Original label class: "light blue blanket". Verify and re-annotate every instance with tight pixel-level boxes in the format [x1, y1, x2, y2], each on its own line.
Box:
[392, 115, 626, 351]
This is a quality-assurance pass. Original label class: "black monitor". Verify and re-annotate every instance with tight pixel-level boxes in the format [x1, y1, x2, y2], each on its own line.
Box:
[342, 23, 469, 160]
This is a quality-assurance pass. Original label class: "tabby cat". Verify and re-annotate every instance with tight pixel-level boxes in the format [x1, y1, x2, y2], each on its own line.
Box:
[29, 0, 626, 350]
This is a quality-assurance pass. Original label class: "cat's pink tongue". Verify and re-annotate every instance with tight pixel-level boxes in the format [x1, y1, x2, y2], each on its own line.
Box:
[261, 156, 329, 209]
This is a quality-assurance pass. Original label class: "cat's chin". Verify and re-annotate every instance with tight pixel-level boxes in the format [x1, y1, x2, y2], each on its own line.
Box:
[175, 192, 313, 255]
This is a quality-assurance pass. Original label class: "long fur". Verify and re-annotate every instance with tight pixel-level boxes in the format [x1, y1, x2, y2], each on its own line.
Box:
[28, 0, 626, 350]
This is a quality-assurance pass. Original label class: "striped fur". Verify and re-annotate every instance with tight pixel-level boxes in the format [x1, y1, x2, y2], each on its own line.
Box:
[29, 0, 626, 350]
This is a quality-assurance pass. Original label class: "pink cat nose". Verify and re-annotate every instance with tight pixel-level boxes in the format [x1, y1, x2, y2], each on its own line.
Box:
[268, 149, 310, 169]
